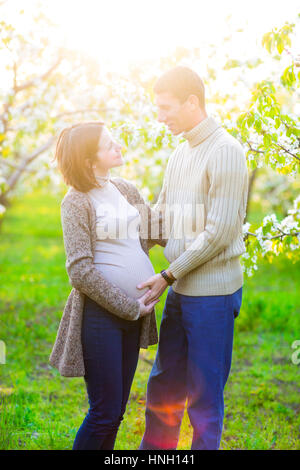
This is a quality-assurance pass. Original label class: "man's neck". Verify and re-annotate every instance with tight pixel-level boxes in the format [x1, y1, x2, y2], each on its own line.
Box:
[185, 109, 208, 133]
[183, 114, 220, 148]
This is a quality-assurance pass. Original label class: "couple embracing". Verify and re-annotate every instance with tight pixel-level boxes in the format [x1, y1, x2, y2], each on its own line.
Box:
[49, 66, 248, 450]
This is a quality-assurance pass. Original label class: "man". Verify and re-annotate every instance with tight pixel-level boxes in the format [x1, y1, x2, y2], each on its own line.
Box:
[137, 66, 248, 450]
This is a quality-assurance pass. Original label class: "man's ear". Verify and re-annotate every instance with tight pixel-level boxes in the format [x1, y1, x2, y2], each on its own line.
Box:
[188, 94, 200, 110]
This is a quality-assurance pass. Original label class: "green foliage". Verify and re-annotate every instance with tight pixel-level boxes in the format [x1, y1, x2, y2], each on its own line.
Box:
[0, 4, 299, 452]
[0, 190, 299, 450]
[262, 22, 294, 55]
[1, 10, 299, 275]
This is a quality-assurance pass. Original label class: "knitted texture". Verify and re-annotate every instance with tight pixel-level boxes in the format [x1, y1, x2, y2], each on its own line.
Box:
[49, 177, 166, 377]
[155, 116, 249, 296]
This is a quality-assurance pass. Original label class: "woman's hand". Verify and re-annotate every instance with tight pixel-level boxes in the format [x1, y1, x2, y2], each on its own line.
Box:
[137, 291, 160, 317]
[137, 273, 169, 305]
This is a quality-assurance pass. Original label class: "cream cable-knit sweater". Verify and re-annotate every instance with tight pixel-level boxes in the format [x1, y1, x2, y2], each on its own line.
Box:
[155, 116, 249, 296]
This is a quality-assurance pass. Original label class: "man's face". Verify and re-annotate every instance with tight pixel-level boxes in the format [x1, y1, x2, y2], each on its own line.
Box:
[154, 92, 192, 135]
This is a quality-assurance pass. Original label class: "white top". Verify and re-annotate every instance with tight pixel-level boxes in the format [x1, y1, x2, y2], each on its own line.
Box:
[87, 176, 155, 300]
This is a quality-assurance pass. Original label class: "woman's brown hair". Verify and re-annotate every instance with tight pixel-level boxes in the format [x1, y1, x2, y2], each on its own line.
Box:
[53, 121, 104, 192]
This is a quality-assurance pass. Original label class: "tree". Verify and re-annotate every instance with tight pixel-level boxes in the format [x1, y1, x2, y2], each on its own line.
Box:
[0, 6, 299, 276]
[0, 8, 109, 212]
[234, 22, 300, 274]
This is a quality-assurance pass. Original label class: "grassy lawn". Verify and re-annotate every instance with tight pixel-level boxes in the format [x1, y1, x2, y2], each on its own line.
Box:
[0, 189, 299, 450]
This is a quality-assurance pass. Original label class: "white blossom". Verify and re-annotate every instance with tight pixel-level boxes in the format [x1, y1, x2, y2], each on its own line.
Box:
[243, 222, 251, 234]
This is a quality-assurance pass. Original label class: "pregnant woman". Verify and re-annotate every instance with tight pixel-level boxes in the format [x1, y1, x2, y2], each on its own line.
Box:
[49, 121, 166, 450]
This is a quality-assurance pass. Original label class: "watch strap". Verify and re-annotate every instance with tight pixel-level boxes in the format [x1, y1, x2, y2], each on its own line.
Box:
[160, 269, 175, 286]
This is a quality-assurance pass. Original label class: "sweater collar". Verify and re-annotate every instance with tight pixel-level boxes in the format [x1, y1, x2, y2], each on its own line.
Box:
[183, 116, 221, 148]
[95, 172, 111, 188]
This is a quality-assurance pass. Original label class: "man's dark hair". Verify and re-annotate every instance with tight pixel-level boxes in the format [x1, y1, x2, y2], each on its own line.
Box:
[154, 66, 205, 107]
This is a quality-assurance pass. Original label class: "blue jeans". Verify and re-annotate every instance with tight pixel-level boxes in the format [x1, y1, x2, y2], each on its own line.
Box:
[139, 286, 243, 450]
[72, 295, 142, 450]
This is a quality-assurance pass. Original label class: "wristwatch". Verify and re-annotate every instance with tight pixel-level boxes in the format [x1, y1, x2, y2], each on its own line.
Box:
[160, 269, 175, 286]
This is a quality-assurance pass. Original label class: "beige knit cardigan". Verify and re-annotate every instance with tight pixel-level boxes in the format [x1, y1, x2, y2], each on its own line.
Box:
[49, 177, 166, 377]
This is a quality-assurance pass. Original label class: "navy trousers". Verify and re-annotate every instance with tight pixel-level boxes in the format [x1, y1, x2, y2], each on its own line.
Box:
[139, 286, 243, 450]
[72, 295, 142, 450]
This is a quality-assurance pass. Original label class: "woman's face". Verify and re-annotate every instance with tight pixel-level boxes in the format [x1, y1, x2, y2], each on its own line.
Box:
[93, 127, 124, 173]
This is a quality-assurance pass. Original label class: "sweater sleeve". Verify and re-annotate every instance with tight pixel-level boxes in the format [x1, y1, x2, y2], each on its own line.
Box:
[147, 165, 170, 248]
[168, 144, 248, 280]
[153, 174, 168, 214]
[61, 197, 140, 321]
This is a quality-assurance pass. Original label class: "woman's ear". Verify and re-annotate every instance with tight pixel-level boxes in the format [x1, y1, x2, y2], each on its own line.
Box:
[82, 158, 94, 175]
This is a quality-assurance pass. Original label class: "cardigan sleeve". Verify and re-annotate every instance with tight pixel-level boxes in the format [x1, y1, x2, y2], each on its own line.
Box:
[61, 196, 140, 321]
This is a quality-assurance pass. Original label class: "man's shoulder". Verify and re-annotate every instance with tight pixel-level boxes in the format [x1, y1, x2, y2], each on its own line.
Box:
[213, 128, 245, 155]
[173, 140, 187, 154]
[166, 141, 187, 167]
[204, 129, 246, 168]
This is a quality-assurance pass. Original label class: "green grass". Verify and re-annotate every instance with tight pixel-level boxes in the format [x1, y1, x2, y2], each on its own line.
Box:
[0, 189, 299, 450]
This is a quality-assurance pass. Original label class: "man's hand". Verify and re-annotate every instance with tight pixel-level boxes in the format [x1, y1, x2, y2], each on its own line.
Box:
[137, 273, 168, 305]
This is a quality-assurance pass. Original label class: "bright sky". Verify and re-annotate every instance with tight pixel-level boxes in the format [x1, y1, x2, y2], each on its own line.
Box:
[2, 0, 300, 72]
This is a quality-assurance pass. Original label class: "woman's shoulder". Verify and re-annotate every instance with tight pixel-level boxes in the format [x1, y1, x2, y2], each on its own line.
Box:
[61, 187, 91, 212]
[111, 176, 134, 190]
[111, 176, 144, 203]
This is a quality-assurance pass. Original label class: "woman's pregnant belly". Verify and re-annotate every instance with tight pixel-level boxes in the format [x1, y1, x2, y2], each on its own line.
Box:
[93, 244, 155, 299]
